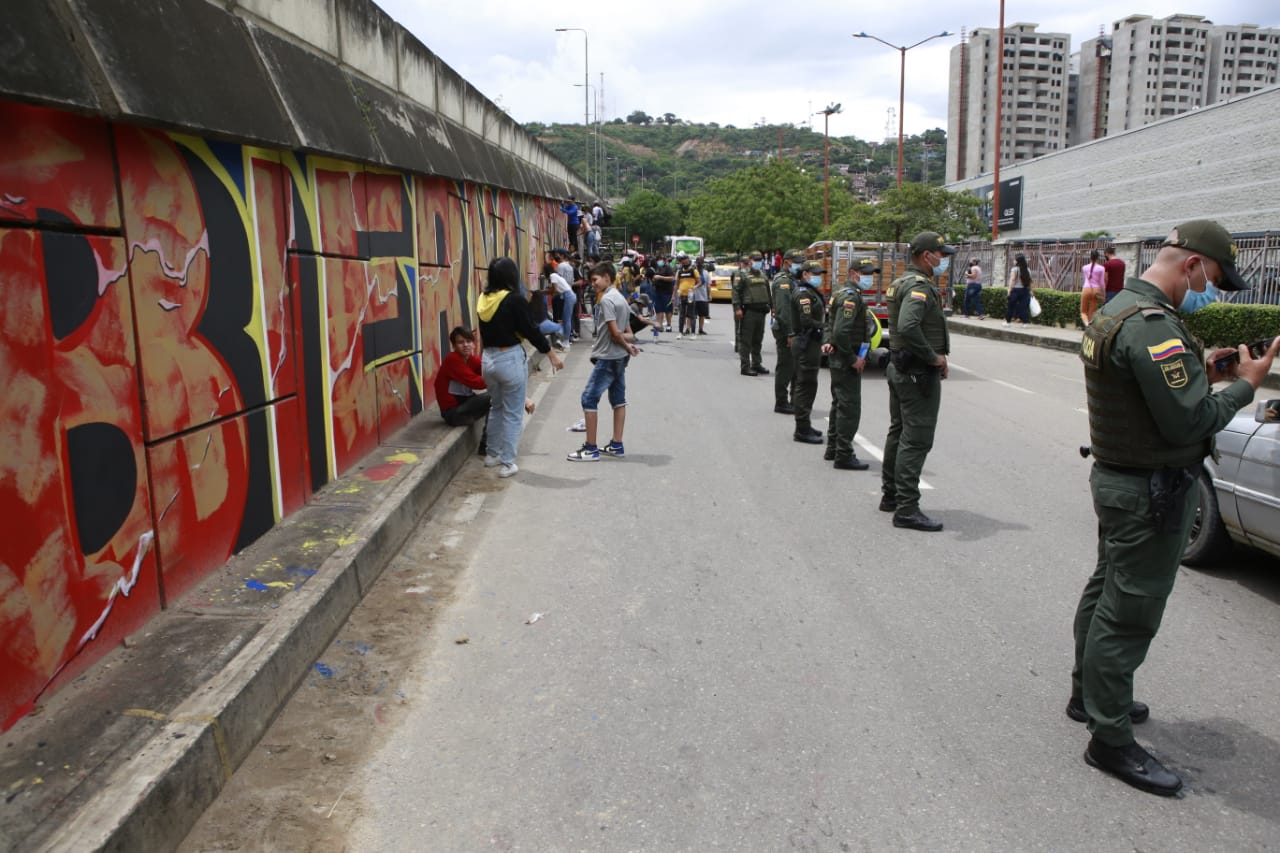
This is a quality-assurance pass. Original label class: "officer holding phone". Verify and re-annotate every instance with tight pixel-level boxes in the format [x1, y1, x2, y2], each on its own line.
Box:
[1071, 219, 1280, 797]
[822, 258, 878, 470]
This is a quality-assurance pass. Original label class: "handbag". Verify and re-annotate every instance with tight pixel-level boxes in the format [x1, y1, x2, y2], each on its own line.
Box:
[1029, 294, 1042, 318]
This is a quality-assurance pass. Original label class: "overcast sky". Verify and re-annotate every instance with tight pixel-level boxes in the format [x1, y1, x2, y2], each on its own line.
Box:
[376, 1, 1280, 142]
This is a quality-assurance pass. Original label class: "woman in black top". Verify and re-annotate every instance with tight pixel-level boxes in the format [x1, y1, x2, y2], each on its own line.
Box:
[476, 258, 562, 477]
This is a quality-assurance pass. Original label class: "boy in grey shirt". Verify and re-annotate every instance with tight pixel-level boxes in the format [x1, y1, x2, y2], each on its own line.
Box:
[567, 262, 640, 461]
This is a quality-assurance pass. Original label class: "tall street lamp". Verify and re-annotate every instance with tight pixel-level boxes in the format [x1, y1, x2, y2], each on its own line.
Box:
[555, 27, 589, 190]
[852, 30, 952, 188]
[820, 103, 842, 227]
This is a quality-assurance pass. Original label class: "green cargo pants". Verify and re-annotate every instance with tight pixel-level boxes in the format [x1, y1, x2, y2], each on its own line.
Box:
[1071, 464, 1198, 746]
[826, 362, 862, 460]
[739, 309, 766, 371]
[773, 329, 794, 406]
[881, 362, 940, 512]
[792, 338, 822, 431]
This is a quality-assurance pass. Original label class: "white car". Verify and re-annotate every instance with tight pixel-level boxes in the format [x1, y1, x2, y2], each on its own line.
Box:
[1183, 399, 1280, 565]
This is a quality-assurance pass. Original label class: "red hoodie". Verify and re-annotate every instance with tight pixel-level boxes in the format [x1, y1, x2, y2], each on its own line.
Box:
[434, 352, 486, 412]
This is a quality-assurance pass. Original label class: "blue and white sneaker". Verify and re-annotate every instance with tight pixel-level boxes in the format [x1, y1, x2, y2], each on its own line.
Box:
[602, 441, 625, 458]
[566, 443, 600, 462]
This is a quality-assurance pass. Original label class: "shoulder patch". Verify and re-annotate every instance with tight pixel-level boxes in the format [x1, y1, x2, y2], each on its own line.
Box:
[1147, 338, 1186, 361]
[1161, 359, 1189, 388]
[910, 291, 928, 301]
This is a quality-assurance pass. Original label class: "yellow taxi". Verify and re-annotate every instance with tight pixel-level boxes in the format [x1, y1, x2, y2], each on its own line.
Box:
[708, 260, 737, 302]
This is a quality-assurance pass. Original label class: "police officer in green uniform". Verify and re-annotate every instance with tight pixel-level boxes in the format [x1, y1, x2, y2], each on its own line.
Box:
[1069, 219, 1279, 796]
[790, 260, 827, 444]
[771, 250, 804, 414]
[733, 251, 772, 376]
[822, 258, 878, 469]
[880, 232, 953, 530]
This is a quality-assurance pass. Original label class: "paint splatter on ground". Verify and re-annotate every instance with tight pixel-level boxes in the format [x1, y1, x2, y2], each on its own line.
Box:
[176, 464, 499, 853]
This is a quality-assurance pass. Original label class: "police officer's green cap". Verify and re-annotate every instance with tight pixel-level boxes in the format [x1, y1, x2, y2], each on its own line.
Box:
[801, 260, 825, 274]
[908, 231, 956, 256]
[853, 257, 881, 274]
[749, 251, 763, 260]
[1161, 219, 1248, 291]
[785, 249, 806, 261]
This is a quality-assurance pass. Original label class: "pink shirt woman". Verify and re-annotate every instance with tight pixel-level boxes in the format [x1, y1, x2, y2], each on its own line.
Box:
[1080, 250, 1105, 326]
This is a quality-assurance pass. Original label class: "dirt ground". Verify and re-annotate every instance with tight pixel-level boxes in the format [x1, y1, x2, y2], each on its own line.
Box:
[178, 464, 502, 853]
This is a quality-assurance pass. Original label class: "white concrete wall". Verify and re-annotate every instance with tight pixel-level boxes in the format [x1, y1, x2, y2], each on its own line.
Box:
[946, 85, 1280, 240]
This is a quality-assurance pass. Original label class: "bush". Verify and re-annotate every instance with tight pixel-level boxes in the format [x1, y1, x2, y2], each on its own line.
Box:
[1183, 302, 1280, 347]
[967, 288, 1280, 345]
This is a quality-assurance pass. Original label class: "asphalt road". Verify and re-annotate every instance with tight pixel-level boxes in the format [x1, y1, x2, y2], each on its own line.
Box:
[333, 304, 1280, 851]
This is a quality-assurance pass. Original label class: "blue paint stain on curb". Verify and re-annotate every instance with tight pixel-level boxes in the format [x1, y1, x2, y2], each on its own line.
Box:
[314, 662, 334, 677]
[244, 579, 269, 591]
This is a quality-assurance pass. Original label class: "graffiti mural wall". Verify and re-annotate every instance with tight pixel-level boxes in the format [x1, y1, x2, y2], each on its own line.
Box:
[0, 100, 551, 729]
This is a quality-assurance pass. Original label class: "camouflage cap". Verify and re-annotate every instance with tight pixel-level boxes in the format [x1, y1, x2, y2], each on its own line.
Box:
[801, 260, 826, 274]
[1161, 219, 1247, 291]
[908, 231, 956, 256]
[749, 251, 764, 260]
[853, 257, 881, 274]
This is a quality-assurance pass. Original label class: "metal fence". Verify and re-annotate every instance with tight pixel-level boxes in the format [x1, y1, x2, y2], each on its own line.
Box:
[1138, 231, 1280, 306]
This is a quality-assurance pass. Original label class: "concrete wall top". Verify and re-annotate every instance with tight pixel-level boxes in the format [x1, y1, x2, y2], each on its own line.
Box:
[0, 0, 590, 198]
[946, 86, 1280, 241]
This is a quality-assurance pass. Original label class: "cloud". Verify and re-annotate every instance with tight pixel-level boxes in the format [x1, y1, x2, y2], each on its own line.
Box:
[376, 0, 1280, 142]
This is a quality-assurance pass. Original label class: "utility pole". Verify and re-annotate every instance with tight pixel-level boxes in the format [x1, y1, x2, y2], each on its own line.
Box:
[555, 28, 589, 190]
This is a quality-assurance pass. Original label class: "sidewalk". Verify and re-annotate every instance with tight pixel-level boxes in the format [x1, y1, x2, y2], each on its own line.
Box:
[0, 357, 564, 853]
[948, 315, 1280, 391]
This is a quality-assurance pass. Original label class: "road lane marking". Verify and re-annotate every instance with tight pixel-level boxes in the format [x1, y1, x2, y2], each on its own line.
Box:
[949, 362, 1033, 394]
[853, 434, 932, 490]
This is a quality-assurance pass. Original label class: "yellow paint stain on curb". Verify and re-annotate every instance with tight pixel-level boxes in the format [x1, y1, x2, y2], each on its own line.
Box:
[333, 534, 359, 547]
[334, 483, 362, 494]
[124, 709, 233, 782]
[264, 581, 295, 590]
[387, 451, 419, 464]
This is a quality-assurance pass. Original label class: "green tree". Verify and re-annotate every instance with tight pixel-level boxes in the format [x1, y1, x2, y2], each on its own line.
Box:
[685, 159, 852, 253]
[613, 188, 682, 244]
[626, 110, 652, 125]
[822, 182, 984, 243]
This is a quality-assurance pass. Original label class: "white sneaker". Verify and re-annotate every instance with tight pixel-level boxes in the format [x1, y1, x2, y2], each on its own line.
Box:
[498, 462, 519, 478]
[483, 455, 502, 468]
[676, 334, 684, 340]
[567, 418, 587, 432]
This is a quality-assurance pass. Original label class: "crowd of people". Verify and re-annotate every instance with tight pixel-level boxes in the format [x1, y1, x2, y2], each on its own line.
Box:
[441, 214, 1280, 803]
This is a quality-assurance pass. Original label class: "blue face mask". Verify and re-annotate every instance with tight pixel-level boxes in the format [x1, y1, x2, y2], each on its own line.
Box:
[790, 263, 803, 274]
[858, 275, 875, 291]
[1179, 281, 1218, 313]
[807, 276, 823, 287]
[752, 261, 763, 271]
[934, 256, 951, 276]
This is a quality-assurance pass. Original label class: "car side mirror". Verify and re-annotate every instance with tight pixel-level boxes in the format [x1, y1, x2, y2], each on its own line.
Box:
[1255, 400, 1280, 424]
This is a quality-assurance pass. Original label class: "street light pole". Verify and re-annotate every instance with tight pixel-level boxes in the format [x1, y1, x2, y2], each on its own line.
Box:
[852, 30, 953, 188]
[820, 103, 842, 227]
[555, 27, 589, 190]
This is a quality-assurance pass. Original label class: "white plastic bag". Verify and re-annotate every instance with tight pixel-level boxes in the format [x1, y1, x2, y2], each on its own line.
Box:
[1029, 294, 1042, 318]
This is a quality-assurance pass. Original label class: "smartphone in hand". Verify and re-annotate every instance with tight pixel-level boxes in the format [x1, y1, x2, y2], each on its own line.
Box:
[1214, 336, 1277, 372]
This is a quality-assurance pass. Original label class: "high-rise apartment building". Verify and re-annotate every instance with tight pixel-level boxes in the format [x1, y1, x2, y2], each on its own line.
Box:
[1105, 14, 1212, 133]
[1068, 16, 1277, 147]
[1208, 24, 1280, 102]
[947, 24, 1071, 182]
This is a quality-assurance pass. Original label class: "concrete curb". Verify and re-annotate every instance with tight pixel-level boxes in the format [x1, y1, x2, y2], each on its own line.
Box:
[950, 320, 1280, 391]
[32, 420, 482, 853]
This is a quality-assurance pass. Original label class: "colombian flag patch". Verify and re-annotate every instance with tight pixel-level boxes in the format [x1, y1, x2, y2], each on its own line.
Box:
[910, 291, 927, 301]
[1147, 339, 1185, 361]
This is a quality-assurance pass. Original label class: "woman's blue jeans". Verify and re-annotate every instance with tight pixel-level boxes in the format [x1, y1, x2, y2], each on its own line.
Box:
[480, 346, 528, 465]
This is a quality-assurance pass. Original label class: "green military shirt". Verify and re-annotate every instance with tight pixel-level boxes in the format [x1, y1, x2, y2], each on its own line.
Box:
[733, 271, 771, 309]
[1081, 277, 1255, 468]
[823, 285, 867, 369]
[771, 272, 796, 336]
[790, 281, 825, 338]
[887, 263, 948, 363]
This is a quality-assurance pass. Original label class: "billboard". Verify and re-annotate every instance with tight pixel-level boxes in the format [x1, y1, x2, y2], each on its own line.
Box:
[972, 177, 1024, 232]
